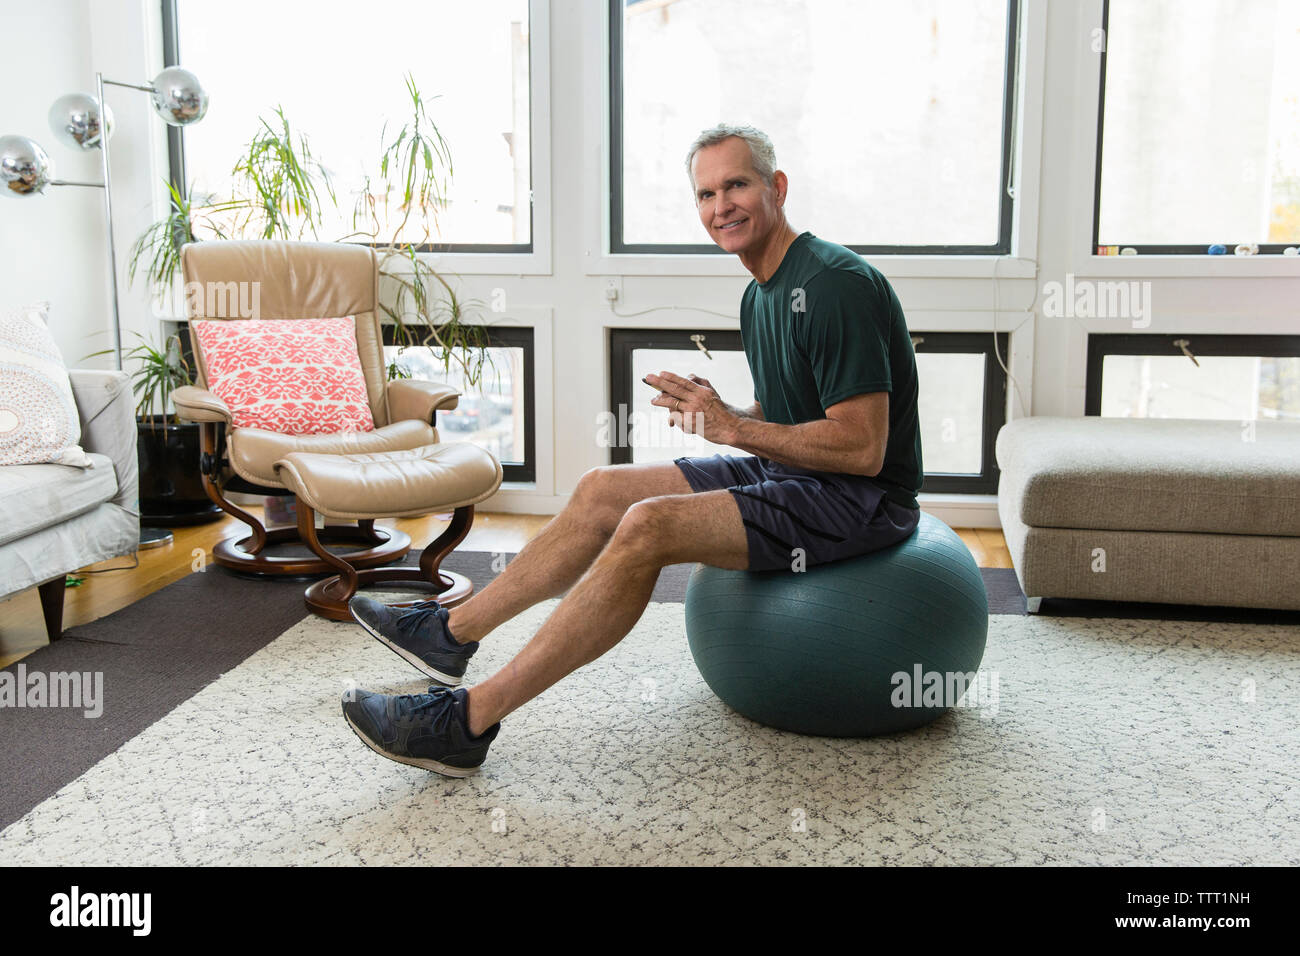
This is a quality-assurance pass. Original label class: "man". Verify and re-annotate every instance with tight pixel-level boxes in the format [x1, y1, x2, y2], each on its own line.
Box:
[342, 124, 924, 776]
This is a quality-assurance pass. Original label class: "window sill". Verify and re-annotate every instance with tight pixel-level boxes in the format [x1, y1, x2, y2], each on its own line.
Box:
[585, 253, 1038, 280]
[1077, 255, 1300, 279]
[498, 480, 538, 492]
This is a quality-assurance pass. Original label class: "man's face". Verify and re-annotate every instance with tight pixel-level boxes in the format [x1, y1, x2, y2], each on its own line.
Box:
[690, 137, 784, 255]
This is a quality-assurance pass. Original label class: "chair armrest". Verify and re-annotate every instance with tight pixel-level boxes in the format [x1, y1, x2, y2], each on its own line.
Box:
[68, 369, 138, 512]
[386, 379, 461, 425]
[173, 386, 233, 425]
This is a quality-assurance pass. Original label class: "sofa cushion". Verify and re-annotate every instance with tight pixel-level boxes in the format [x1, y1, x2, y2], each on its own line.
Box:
[191, 316, 376, 435]
[0, 452, 119, 547]
[0, 302, 92, 467]
[996, 417, 1300, 537]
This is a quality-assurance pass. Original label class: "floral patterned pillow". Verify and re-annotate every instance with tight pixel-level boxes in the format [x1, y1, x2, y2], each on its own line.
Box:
[0, 302, 92, 467]
[190, 316, 376, 435]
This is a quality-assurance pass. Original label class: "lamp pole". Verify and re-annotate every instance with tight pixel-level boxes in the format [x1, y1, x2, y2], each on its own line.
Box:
[2, 67, 210, 549]
[96, 72, 125, 370]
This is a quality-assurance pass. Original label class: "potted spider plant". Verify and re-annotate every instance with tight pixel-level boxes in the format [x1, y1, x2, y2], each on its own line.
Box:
[99, 333, 223, 526]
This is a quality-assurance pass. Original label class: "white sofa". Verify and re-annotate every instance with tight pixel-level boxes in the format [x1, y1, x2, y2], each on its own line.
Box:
[0, 369, 139, 639]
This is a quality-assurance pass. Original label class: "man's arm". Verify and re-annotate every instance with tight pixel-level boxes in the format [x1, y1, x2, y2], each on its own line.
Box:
[730, 392, 887, 476]
[646, 371, 886, 477]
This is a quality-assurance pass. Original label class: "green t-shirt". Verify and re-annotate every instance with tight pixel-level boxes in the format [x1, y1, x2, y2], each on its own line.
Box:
[739, 231, 924, 508]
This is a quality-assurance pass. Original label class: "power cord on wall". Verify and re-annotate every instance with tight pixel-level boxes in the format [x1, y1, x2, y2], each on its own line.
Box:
[607, 299, 738, 321]
[992, 254, 1037, 421]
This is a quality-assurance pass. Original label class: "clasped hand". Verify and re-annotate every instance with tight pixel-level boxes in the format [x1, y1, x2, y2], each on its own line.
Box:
[644, 371, 738, 445]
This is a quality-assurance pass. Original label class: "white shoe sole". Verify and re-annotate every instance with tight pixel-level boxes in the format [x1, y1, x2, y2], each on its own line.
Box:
[351, 606, 464, 686]
[343, 710, 480, 778]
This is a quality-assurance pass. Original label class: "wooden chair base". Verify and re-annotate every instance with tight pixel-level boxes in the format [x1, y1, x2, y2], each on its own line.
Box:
[213, 524, 411, 577]
[196, 425, 412, 578]
[305, 568, 474, 621]
[296, 501, 478, 621]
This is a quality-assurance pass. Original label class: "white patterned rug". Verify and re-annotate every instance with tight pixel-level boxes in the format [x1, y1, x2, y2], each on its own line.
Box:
[2, 601, 1297, 866]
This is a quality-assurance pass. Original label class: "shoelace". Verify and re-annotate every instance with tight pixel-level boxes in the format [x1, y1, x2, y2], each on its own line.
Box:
[390, 689, 457, 732]
[396, 600, 443, 625]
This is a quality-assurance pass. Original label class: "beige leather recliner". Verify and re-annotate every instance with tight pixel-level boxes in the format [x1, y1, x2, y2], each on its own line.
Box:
[172, 239, 462, 575]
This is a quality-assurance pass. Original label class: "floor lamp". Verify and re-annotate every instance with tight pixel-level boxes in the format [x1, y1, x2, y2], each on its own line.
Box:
[1, 66, 209, 550]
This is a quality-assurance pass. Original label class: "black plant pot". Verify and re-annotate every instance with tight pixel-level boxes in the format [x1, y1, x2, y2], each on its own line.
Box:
[136, 418, 224, 527]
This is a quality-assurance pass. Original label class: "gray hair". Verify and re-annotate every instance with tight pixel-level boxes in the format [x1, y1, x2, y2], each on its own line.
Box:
[684, 124, 777, 191]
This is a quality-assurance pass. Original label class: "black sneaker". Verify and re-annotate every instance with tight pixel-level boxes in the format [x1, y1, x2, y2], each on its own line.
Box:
[341, 685, 499, 777]
[349, 595, 477, 686]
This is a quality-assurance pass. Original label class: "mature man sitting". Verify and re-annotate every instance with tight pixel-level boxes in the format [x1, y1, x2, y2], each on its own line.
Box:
[342, 123, 924, 776]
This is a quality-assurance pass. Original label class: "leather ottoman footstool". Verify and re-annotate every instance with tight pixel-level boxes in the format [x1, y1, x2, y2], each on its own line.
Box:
[272, 442, 503, 620]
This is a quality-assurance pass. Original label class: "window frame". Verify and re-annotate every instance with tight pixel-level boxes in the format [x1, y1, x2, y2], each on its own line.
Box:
[912, 331, 1008, 494]
[607, 0, 1021, 256]
[383, 323, 537, 484]
[1091, 0, 1297, 256]
[161, 0, 537, 255]
[1085, 332, 1300, 417]
[608, 327, 1008, 494]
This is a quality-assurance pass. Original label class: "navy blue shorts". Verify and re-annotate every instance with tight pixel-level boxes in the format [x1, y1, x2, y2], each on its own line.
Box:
[673, 453, 920, 572]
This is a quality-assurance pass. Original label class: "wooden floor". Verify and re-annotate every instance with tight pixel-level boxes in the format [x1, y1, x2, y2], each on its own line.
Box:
[0, 511, 1010, 669]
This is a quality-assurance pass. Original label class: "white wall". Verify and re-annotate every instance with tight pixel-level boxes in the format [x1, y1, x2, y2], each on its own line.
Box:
[0, 0, 109, 366]
[5, 0, 1298, 526]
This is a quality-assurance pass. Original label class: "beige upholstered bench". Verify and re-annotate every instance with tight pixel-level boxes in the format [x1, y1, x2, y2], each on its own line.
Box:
[273, 442, 503, 620]
[996, 417, 1300, 611]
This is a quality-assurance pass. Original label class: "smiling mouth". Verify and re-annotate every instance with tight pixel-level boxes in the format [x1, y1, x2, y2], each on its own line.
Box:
[717, 217, 748, 232]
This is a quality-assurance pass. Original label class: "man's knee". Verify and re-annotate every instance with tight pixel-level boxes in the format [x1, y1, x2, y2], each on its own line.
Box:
[608, 497, 678, 560]
[572, 466, 624, 533]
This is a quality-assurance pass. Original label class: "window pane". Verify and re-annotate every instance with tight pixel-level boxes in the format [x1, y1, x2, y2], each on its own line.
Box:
[628, 348, 755, 463]
[176, 0, 530, 246]
[386, 345, 525, 464]
[1098, 0, 1300, 245]
[916, 352, 985, 474]
[1100, 355, 1300, 420]
[624, 345, 993, 477]
[619, 0, 1010, 248]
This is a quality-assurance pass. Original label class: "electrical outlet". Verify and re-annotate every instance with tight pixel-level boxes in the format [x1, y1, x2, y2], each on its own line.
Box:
[604, 277, 623, 303]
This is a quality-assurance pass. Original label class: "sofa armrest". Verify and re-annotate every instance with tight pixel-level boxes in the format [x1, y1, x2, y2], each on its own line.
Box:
[173, 385, 233, 425]
[386, 379, 460, 425]
[68, 369, 138, 513]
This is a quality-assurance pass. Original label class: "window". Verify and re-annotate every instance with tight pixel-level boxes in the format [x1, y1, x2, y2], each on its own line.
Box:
[912, 332, 1007, 494]
[610, 0, 1019, 254]
[1094, 0, 1300, 253]
[384, 326, 537, 483]
[1086, 334, 1300, 421]
[608, 329, 1008, 494]
[164, 0, 532, 251]
[608, 329, 750, 465]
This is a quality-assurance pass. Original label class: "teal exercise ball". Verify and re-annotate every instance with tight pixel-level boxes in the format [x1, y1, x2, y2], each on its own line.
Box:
[684, 512, 989, 737]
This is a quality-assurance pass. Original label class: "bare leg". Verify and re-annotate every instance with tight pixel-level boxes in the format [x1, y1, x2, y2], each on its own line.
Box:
[446, 462, 694, 643]
[464, 489, 749, 737]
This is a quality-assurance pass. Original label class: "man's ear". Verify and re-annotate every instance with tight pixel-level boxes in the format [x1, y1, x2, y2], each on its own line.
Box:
[773, 170, 789, 206]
